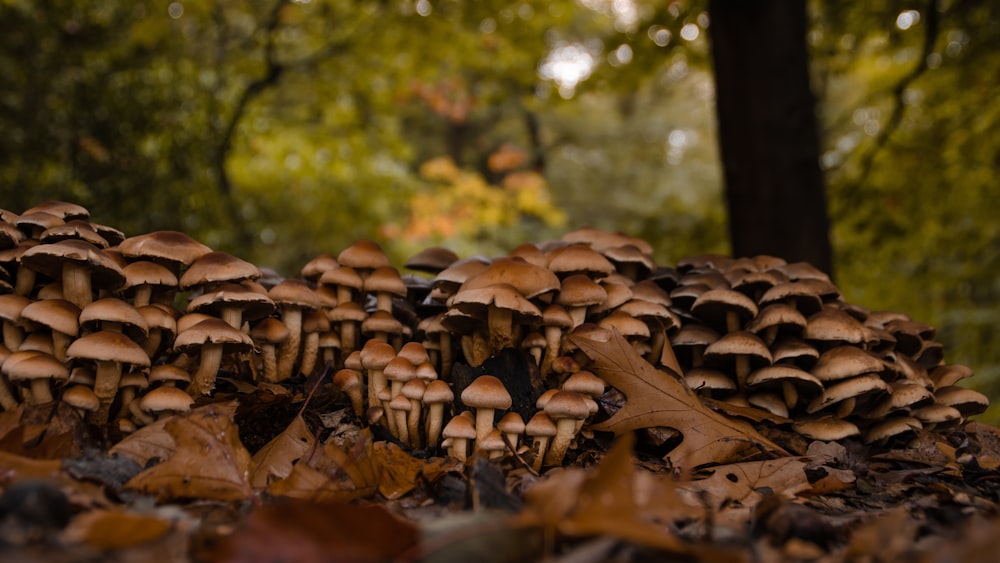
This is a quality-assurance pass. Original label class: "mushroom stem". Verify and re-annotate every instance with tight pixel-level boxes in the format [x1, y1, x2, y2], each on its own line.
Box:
[543, 418, 577, 467]
[29, 379, 53, 405]
[735, 355, 750, 390]
[439, 332, 453, 378]
[487, 306, 514, 352]
[143, 329, 163, 359]
[726, 310, 741, 333]
[2, 322, 23, 352]
[133, 285, 153, 308]
[0, 377, 19, 410]
[14, 268, 36, 297]
[260, 344, 279, 382]
[542, 325, 562, 377]
[474, 407, 495, 451]
[782, 381, 798, 409]
[220, 307, 243, 330]
[188, 342, 224, 396]
[52, 331, 72, 362]
[92, 360, 123, 425]
[395, 408, 410, 447]
[341, 320, 357, 355]
[62, 261, 93, 309]
[276, 307, 302, 381]
[299, 332, 319, 376]
[531, 435, 551, 472]
[426, 403, 445, 448]
[407, 399, 421, 449]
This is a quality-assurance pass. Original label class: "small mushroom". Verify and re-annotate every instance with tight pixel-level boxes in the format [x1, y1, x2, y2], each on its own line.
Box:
[460, 375, 512, 450]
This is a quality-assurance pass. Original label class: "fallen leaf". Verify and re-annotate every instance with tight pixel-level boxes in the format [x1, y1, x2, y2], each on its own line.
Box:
[371, 440, 433, 500]
[125, 402, 253, 502]
[0, 451, 62, 480]
[267, 432, 379, 502]
[62, 508, 174, 550]
[111, 401, 240, 466]
[250, 413, 315, 489]
[559, 433, 691, 553]
[571, 329, 787, 468]
[208, 499, 418, 563]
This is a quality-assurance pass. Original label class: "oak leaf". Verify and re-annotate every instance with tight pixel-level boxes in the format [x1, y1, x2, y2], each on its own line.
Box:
[125, 402, 253, 502]
[571, 329, 786, 468]
[250, 413, 315, 489]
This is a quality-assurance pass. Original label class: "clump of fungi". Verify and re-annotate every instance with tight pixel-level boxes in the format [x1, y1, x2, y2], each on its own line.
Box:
[0, 202, 989, 466]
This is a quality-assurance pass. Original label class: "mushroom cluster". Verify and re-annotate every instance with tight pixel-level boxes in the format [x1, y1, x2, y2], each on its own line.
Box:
[0, 202, 989, 462]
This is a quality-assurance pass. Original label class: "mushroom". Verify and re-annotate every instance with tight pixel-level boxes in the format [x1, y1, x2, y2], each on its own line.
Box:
[460, 375, 512, 450]
[62, 385, 100, 419]
[3, 350, 68, 405]
[556, 274, 608, 329]
[363, 266, 407, 314]
[360, 340, 396, 421]
[497, 412, 525, 452]
[337, 240, 391, 278]
[333, 368, 364, 416]
[120, 260, 178, 307]
[423, 379, 454, 449]
[268, 279, 321, 381]
[525, 411, 557, 472]
[298, 309, 331, 377]
[187, 283, 275, 331]
[691, 288, 758, 333]
[703, 330, 772, 389]
[328, 302, 367, 355]
[319, 265, 364, 307]
[139, 386, 194, 420]
[80, 297, 148, 342]
[389, 393, 413, 447]
[0, 294, 30, 351]
[792, 415, 860, 441]
[119, 230, 212, 277]
[542, 390, 591, 467]
[401, 378, 427, 449]
[137, 304, 177, 359]
[66, 331, 150, 424]
[450, 283, 542, 354]
[299, 253, 340, 283]
[21, 240, 125, 308]
[20, 298, 80, 362]
[442, 413, 477, 462]
[179, 250, 261, 292]
[480, 428, 508, 460]
[173, 318, 253, 396]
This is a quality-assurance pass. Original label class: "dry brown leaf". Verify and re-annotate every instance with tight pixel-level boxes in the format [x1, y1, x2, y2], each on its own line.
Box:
[371, 440, 453, 500]
[682, 457, 811, 510]
[250, 413, 315, 489]
[0, 450, 61, 480]
[111, 401, 240, 466]
[62, 508, 173, 550]
[125, 402, 253, 502]
[559, 433, 691, 554]
[266, 461, 376, 502]
[571, 329, 786, 468]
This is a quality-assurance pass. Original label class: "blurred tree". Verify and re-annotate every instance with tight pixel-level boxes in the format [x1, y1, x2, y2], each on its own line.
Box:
[708, 0, 833, 274]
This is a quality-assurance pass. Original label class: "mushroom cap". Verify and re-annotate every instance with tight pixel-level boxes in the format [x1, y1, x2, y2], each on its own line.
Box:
[507, 243, 549, 268]
[746, 365, 823, 394]
[23, 201, 89, 221]
[80, 297, 149, 338]
[404, 246, 459, 274]
[598, 311, 651, 339]
[363, 266, 408, 297]
[933, 386, 989, 416]
[543, 390, 592, 420]
[792, 416, 860, 441]
[758, 281, 826, 316]
[685, 367, 738, 394]
[671, 323, 721, 348]
[149, 364, 192, 385]
[3, 350, 69, 382]
[138, 304, 177, 332]
[541, 304, 574, 329]
[746, 303, 807, 336]
[180, 251, 261, 290]
[173, 318, 253, 351]
[930, 363, 974, 389]
[140, 386, 194, 414]
[328, 301, 367, 323]
[590, 280, 634, 314]
[546, 243, 615, 278]
[433, 259, 490, 296]
[333, 368, 361, 391]
[16, 211, 64, 234]
[770, 338, 820, 367]
[458, 257, 560, 301]
[40, 220, 108, 247]
[319, 265, 364, 290]
[525, 411, 558, 437]
[361, 310, 404, 336]
[397, 342, 430, 366]
[868, 381, 934, 418]
[121, 260, 179, 291]
[561, 370, 605, 397]
[250, 317, 291, 344]
[691, 288, 758, 330]
[748, 392, 789, 418]
[803, 307, 868, 345]
[556, 274, 608, 308]
[360, 340, 396, 370]
[601, 244, 655, 277]
[389, 393, 412, 412]
[778, 261, 831, 282]
[911, 403, 962, 426]
[383, 356, 416, 383]
[863, 416, 922, 444]
[66, 331, 150, 366]
[21, 240, 126, 289]
[119, 231, 212, 267]
[561, 227, 654, 255]
[302, 309, 331, 333]
[120, 371, 150, 390]
[423, 379, 454, 404]
[806, 374, 890, 414]
[337, 240, 391, 271]
[451, 283, 542, 321]
[811, 346, 886, 382]
[268, 279, 321, 310]
[20, 298, 80, 336]
[299, 253, 340, 281]
[442, 413, 477, 440]
[400, 378, 427, 401]
[62, 385, 100, 411]
[460, 375, 512, 410]
[497, 412, 525, 434]
[704, 331, 772, 365]
[188, 284, 276, 322]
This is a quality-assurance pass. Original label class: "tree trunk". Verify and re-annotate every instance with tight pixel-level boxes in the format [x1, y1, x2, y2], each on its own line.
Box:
[708, 0, 833, 276]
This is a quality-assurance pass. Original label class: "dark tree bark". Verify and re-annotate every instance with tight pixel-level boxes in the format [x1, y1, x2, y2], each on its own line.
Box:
[708, 0, 833, 276]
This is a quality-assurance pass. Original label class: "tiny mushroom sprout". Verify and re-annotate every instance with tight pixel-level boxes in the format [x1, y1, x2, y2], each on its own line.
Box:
[62, 385, 100, 418]
[173, 318, 253, 396]
[66, 331, 150, 424]
[542, 390, 592, 467]
[460, 374, 512, 451]
[442, 413, 477, 462]
[525, 412, 558, 472]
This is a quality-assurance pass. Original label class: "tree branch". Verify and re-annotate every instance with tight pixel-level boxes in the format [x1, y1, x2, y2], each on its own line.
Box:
[849, 0, 940, 190]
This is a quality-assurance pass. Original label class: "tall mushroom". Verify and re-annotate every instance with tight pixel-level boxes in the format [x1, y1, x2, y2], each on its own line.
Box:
[21, 240, 125, 308]
[174, 318, 253, 396]
[268, 279, 321, 381]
